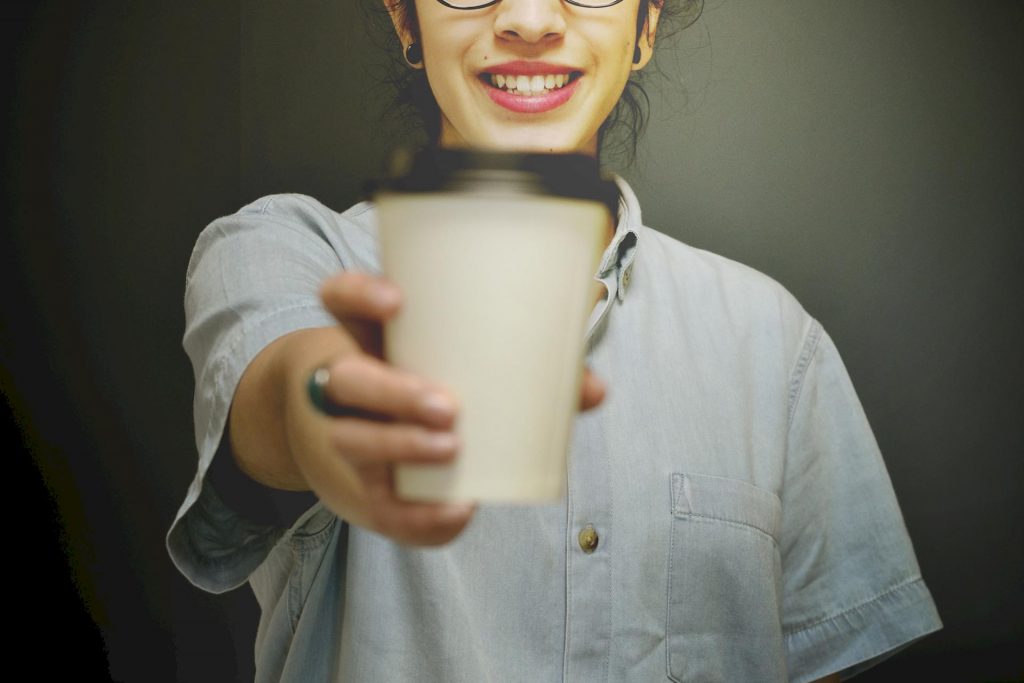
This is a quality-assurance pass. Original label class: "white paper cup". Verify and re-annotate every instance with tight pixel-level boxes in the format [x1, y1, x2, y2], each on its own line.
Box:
[376, 187, 608, 502]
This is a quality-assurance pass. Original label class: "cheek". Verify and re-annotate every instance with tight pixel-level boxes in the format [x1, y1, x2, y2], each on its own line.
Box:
[420, 44, 463, 103]
[597, 18, 642, 83]
[419, 23, 478, 87]
[606, 40, 635, 94]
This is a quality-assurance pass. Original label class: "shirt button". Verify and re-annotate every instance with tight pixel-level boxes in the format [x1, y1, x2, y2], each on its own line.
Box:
[622, 266, 632, 289]
[578, 524, 599, 554]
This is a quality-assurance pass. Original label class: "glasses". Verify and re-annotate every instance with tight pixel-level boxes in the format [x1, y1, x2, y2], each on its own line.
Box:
[435, 0, 625, 9]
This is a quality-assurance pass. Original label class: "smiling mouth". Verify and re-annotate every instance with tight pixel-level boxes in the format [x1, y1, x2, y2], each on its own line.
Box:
[481, 72, 583, 97]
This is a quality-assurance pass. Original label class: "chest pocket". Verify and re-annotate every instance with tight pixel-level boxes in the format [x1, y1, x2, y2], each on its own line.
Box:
[666, 473, 787, 682]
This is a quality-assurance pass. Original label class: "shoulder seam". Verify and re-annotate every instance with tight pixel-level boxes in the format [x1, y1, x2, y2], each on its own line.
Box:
[254, 195, 278, 215]
[787, 319, 824, 430]
[248, 193, 334, 217]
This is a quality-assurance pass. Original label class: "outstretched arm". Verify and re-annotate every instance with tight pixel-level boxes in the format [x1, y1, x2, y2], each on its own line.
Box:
[228, 271, 605, 545]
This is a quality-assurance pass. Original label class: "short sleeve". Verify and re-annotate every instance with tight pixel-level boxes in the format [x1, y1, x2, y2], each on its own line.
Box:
[780, 321, 942, 682]
[166, 194, 360, 594]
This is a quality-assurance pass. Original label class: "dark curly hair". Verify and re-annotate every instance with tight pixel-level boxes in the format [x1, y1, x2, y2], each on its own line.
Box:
[367, 0, 704, 166]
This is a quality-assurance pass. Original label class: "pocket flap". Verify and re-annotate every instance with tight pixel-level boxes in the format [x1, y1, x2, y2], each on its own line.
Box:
[671, 473, 782, 541]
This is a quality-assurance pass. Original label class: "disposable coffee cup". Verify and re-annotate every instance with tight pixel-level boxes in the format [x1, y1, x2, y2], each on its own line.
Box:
[373, 149, 618, 502]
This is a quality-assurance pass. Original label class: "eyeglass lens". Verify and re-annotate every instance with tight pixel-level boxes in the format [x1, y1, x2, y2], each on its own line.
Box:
[437, 0, 625, 10]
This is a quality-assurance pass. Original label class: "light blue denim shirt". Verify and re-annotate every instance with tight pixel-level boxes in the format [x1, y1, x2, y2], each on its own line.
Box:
[168, 178, 941, 682]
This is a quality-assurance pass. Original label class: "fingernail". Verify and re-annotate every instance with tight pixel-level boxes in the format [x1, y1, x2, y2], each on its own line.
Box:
[419, 391, 455, 423]
[422, 431, 458, 454]
[440, 502, 475, 520]
[372, 283, 400, 309]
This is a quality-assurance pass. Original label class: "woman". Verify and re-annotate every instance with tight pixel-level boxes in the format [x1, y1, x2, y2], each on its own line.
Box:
[168, 1, 941, 680]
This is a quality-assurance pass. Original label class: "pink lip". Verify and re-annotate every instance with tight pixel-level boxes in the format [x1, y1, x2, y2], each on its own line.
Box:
[485, 78, 580, 114]
[480, 61, 582, 115]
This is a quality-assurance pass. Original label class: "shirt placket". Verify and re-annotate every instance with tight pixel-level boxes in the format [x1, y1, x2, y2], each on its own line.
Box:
[563, 265, 619, 683]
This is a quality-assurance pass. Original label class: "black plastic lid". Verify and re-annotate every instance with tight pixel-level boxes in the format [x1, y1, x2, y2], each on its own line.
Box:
[370, 148, 620, 219]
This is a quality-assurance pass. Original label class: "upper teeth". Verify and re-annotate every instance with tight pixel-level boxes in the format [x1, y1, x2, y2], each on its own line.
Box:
[491, 73, 571, 95]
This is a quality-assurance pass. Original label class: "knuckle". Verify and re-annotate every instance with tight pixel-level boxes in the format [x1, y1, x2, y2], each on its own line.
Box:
[391, 372, 421, 399]
[328, 423, 354, 455]
[384, 426, 418, 458]
[330, 353, 365, 379]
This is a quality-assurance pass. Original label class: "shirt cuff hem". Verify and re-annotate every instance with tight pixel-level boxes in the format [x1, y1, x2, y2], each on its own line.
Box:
[785, 576, 943, 682]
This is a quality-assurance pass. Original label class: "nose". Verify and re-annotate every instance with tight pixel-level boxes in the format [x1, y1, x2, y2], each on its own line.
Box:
[493, 0, 567, 45]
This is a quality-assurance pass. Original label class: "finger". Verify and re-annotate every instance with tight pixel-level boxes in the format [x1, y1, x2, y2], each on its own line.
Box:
[355, 467, 475, 546]
[319, 271, 402, 322]
[373, 498, 477, 546]
[323, 355, 457, 428]
[579, 367, 607, 411]
[330, 419, 459, 465]
[293, 445, 472, 546]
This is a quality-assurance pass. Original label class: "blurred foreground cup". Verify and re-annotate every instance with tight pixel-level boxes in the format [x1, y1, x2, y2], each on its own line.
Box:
[373, 149, 618, 502]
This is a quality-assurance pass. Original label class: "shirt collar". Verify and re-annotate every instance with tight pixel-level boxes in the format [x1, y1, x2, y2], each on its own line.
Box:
[595, 175, 642, 302]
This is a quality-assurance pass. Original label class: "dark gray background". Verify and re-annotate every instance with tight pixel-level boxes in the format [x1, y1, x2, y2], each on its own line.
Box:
[3, 1, 1021, 680]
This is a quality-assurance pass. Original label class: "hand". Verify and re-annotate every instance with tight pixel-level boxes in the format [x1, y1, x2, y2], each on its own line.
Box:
[317, 273, 606, 413]
[285, 272, 605, 546]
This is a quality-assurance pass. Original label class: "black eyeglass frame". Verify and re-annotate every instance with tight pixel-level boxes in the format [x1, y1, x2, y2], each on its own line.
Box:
[435, 0, 626, 10]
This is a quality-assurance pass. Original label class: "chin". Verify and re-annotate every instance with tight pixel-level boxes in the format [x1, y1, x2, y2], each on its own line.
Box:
[472, 125, 593, 156]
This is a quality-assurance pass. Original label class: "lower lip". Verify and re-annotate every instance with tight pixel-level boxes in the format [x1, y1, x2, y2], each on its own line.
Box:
[484, 77, 581, 114]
